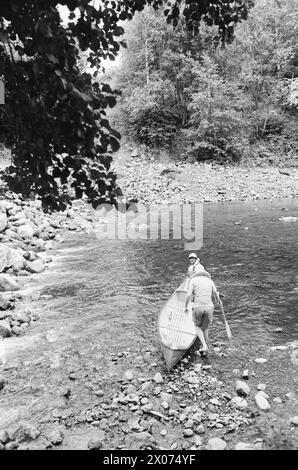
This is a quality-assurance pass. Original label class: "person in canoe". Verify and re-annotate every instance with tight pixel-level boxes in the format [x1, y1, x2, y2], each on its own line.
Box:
[187, 252, 211, 279]
[184, 273, 222, 356]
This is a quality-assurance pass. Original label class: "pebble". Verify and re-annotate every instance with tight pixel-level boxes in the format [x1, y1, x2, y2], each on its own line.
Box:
[193, 436, 203, 447]
[255, 358, 268, 364]
[160, 429, 167, 436]
[230, 397, 248, 409]
[153, 373, 163, 384]
[206, 437, 227, 450]
[255, 393, 270, 410]
[123, 370, 134, 381]
[236, 380, 250, 397]
[87, 438, 104, 450]
[273, 397, 282, 403]
[47, 429, 64, 445]
[0, 430, 9, 444]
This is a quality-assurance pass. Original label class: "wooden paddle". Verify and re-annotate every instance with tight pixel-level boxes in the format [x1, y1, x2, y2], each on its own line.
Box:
[219, 302, 232, 340]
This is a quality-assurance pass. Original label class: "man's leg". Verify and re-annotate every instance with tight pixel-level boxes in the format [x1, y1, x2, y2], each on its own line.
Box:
[202, 308, 213, 350]
[193, 306, 208, 353]
[195, 326, 208, 352]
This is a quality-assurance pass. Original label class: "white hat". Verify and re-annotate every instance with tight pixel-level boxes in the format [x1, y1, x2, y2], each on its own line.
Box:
[188, 252, 198, 259]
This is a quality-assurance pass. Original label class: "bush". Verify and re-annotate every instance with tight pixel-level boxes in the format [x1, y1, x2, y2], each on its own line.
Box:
[130, 105, 180, 148]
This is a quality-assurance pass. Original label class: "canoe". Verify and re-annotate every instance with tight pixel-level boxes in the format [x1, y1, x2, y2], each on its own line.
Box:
[158, 279, 196, 370]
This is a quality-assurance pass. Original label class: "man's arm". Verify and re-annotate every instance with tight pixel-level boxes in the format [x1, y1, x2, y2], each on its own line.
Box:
[212, 282, 222, 306]
[184, 280, 193, 313]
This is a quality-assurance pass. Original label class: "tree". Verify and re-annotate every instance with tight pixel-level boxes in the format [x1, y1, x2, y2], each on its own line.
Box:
[0, 1, 253, 210]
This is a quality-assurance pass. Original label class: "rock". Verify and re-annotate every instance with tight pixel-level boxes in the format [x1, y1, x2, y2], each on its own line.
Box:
[153, 372, 163, 384]
[0, 430, 9, 444]
[257, 390, 269, 399]
[25, 258, 45, 274]
[257, 383, 267, 391]
[88, 438, 104, 450]
[0, 245, 11, 272]
[5, 441, 18, 450]
[0, 293, 11, 310]
[206, 437, 227, 450]
[0, 319, 11, 338]
[234, 442, 254, 450]
[230, 397, 248, 409]
[0, 273, 19, 291]
[160, 429, 167, 436]
[15, 312, 31, 324]
[123, 370, 134, 381]
[255, 358, 268, 364]
[46, 429, 64, 445]
[0, 376, 5, 390]
[285, 392, 295, 400]
[9, 248, 26, 271]
[196, 425, 205, 434]
[236, 380, 250, 397]
[288, 416, 298, 426]
[0, 213, 7, 232]
[193, 436, 203, 447]
[11, 325, 25, 336]
[17, 224, 34, 239]
[255, 393, 270, 410]
[183, 428, 194, 437]
[242, 369, 249, 379]
[161, 401, 169, 410]
[209, 398, 221, 406]
[10, 422, 40, 442]
[273, 397, 282, 404]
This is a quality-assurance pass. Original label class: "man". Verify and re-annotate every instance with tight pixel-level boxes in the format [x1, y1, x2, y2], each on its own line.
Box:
[187, 252, 211, 278]
[184, 274, 222, 356]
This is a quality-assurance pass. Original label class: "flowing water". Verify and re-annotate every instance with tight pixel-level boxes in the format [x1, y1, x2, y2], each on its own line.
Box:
[0, 198, 297, 448]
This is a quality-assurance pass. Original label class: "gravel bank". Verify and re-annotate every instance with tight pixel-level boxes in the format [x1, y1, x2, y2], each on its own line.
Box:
[115, 157, 298, 204]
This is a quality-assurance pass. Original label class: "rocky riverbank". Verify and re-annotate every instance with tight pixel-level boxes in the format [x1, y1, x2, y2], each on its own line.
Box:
[0, 193, 103, 342]
[115, 156, 298, 204]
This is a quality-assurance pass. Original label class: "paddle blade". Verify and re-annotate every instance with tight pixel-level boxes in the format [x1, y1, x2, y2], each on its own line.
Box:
[225, 320, 232, 340]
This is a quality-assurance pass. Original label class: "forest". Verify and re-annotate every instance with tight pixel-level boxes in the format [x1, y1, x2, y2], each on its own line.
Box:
[108, 0, 298, 166]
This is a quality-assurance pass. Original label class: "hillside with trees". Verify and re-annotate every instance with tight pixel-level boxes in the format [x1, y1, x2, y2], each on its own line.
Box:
[112, 0, 298, 166]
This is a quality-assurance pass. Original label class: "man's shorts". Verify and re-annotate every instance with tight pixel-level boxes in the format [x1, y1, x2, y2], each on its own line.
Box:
[192, 305, 214, 329]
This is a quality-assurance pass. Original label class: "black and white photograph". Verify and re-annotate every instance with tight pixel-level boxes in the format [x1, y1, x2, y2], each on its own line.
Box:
[0, 0, 297, 457]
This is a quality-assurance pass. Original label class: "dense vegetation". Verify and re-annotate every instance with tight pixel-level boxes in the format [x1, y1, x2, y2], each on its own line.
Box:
[0, 0, 252, 210]
[114, 0, 298, 165]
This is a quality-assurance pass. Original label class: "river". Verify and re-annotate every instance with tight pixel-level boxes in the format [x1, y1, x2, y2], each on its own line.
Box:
[0, 198, 297, 449]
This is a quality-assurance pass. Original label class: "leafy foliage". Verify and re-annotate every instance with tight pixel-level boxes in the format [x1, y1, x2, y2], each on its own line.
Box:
[0, 0, 252, 210]
[116, 0, 298, 165]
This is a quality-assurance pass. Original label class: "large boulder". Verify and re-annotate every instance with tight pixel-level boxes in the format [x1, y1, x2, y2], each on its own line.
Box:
[25, 258, 45, 274]
[0, 319, 11, 338]
[0, 274, 19, 291]
[9, 248, 26, 271]
[0, 293, 11, 310]
[0, 213, 8, 232]
[17, 224, 34, 239]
